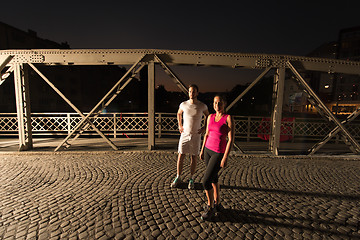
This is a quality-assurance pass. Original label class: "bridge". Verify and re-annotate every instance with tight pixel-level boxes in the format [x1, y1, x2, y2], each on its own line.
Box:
[1, 49, 360, 155]
[1, 49, 360, 239]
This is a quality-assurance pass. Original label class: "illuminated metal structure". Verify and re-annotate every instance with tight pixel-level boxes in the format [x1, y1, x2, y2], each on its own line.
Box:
[1, 49, 360, 154]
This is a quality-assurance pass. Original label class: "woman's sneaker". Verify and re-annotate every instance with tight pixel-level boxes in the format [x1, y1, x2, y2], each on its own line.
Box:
[170, 176, 181, 188]
[201, 205, 215, 221]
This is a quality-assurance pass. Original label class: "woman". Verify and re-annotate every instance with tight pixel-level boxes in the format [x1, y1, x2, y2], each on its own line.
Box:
[199, 94, 235, 220]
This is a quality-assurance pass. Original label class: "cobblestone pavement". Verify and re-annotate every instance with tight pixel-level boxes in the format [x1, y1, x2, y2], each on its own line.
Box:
[0, 151, 360, 239]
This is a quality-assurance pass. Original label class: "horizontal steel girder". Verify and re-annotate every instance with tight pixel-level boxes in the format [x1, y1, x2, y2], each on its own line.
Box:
[0, 49, 359, 75]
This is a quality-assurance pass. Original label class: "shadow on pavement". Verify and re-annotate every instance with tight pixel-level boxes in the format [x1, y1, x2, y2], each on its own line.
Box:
[220, 185, 360, 201]
[212, 209, 358, 238]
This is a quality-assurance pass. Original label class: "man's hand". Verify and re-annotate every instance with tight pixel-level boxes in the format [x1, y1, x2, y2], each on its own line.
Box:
[179, 126, 184, 133]
[198, 126, 206, 134]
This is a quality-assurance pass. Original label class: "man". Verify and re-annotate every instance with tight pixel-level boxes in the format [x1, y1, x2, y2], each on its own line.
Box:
[171, 84, 209, 189]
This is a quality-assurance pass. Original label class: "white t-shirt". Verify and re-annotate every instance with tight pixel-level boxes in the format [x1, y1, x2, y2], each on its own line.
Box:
[179, 100, 208, 134]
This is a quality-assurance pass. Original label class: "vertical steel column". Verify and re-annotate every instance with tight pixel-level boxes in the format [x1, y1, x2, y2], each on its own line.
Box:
[148, 61, 155, 150]
[269, 67, 285, 155]
[13, 63, 33, 151]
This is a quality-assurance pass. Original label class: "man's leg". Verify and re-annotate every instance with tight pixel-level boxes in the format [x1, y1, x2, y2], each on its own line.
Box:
[190, 155, 197, 177]
[188, 155, 197, 189]
[171, 153, 186, 188]
[177, 153, 186, 176]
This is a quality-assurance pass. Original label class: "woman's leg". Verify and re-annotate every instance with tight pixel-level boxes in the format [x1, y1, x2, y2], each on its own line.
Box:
[212, 182, 220, 204]
[202, 148, 222, 207]
[203, 148, 214, 207]
[204, 188, 214, 208]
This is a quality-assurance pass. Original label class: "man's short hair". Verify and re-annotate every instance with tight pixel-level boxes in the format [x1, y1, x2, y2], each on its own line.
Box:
[188, 84, 199, 92]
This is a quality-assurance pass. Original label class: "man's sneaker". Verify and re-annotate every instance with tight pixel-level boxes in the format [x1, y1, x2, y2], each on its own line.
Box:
[170, 176, 181, 188]
[201, 205, 215, 221]
[215, 202, 224, 212]
[188, 179, 194, 190]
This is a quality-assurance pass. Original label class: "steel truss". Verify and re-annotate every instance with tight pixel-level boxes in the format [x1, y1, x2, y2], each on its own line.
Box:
[0, 49, 360, 153]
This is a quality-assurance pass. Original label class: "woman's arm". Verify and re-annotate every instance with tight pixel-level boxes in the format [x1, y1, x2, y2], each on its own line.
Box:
[220, 115, 235, 168]
[200, 114, 211, 160]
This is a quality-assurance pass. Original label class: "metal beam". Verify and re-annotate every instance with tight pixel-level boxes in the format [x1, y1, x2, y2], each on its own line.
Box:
[1, 49, 359, 75]
[148, 61, 155, 150]
[269, 68, 285, 155]
[13, 64, 33, 150]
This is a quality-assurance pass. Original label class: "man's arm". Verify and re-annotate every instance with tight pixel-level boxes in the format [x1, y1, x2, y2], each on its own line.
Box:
[198, 109, 210, 134]
[177, 108, 184, 133]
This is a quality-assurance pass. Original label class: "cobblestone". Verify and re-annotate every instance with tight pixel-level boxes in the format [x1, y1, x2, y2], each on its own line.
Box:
[0, 152, 359, 239]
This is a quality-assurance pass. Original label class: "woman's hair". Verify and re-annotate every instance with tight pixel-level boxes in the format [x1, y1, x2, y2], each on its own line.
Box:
[214, 94, 227, 113]
[214, 94, 227, 106]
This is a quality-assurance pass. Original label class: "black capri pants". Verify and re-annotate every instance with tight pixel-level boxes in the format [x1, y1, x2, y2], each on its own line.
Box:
[202, 147, 224, 190]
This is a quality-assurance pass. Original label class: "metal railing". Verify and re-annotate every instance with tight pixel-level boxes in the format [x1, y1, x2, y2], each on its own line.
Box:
[1, 112, 360, 142]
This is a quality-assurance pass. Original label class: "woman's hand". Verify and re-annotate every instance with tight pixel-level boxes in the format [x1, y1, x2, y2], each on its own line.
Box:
[200, 150, 204, 160]
[220, 157, 227, 168]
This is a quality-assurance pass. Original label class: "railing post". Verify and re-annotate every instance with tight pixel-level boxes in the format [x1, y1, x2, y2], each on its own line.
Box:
[114, 113, 117, 139]
[247, 117, 251, 142]
[292, 119, 296, 143]
[67, 113, 71, 134]
[158, 113, 162, 139]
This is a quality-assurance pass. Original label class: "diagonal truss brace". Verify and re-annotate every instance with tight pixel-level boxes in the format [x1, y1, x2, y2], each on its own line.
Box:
[0, 55, 14, 72]
[0, 55, 14, 86]
[287, 61, 360, 154]
[54, 54, 147, 151]
[27, 63, 118, 151]
[154, 54, 188, 94]
[64, 61, 147, 148]
[224, 67, 272, 153]
[308, 107, 360, 155]
[226, 67, 272, 112]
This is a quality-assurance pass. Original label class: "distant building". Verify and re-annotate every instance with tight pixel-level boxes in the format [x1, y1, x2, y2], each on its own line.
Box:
[337, 26, 360, 61]
[329, 26, 360, 114]
[0, 21, 70, 50]
[288, 26, 360, 115]
[0, 21, 132, 113]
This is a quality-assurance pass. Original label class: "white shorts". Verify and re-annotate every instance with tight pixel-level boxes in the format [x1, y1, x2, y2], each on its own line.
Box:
[178, 133, 201, 155]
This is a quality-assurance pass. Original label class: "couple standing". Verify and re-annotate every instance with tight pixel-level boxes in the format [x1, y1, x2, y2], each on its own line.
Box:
[170, 84, 235, 221]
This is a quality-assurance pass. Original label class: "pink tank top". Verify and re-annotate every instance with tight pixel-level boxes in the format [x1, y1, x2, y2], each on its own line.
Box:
[205, 114, 229, 153]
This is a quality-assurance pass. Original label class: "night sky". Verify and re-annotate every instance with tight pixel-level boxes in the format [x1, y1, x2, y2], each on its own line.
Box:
[1, 0, 360, 92]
